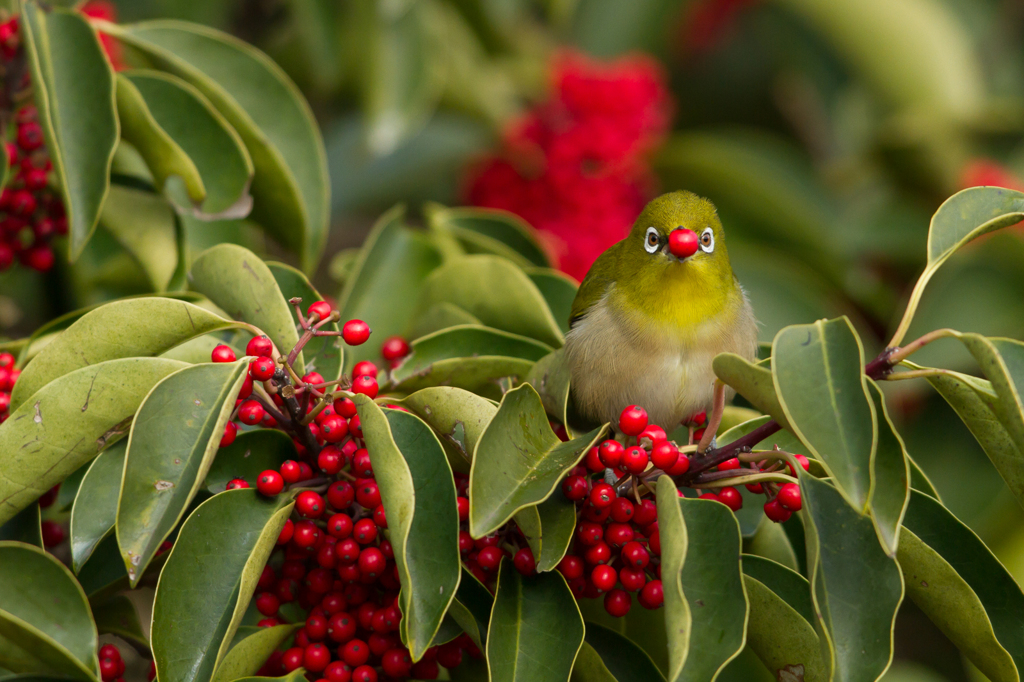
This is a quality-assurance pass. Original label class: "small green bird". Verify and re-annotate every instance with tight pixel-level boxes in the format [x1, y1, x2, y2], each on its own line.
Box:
[564, 190, 758, 430]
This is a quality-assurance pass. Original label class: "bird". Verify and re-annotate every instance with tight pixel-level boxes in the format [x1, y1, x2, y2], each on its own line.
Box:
[564, 190, 758, 431]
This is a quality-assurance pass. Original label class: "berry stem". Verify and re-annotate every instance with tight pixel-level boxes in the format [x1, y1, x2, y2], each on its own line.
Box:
[249, 392, 292, 429]
[691, 472, 794, 488]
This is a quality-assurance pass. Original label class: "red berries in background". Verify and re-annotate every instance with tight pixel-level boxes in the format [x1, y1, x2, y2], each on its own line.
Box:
[381, 336, 410, 363]
[618, 405, 648, 436]
[342, 320, 371, 346]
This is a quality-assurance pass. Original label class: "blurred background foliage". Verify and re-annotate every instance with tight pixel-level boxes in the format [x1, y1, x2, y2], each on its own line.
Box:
[4, 0, 1024, 678]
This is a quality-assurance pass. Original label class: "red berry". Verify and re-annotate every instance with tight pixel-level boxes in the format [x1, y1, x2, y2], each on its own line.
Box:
[246, 335, 273, 357]
[327, 513, 353, 539]
[633, 499, 657, 526]
[381, 648, 412, 678]
[477, 546, 505, 572]
[513, 547, 536, 575]
[328, 613, 358, 643]
[256, 592, 280, 616]
[639, 580, 664, 609]
[457, 496, 469, 521]
[297, 491, 326, 518]
[220, 421, 238, 448]
[238, 400, 264, 425]
[639, 424, 667, 444]
[341, 639, 370, 667]
[351, 448, 373, 477]
[621, 446, 649, 474]
[610, 497, 635, 523]
[17, 122, 43, 151]
[304, 643, 331, 672]
[561, 475, 588, 501]
[436, 641, 463, 668]
[589, 482, 615, 508]
[777, 483, 802, 511]
[238, 374, 253, 399]
[745, 482, 764, 494]
[226, 478, 249, 490]
[306, 613, 329, 640]
[699, 492, 719, 502]
[786, 454, 811, 476]
[620, 541, 650, 569]
[618, 405, 648, 436]
[619, 567, 647, 592]
[381, 336, 410, 361]
[591, 564, 617, 592]
[100, 658, 119, 680]
[308, 301, 333, 322]
[355, 479, 381, 509]
[353, 518, 377, 544]
[584, 541, 611, 565]
[584, 447, 604, 472]
[280, 460, 302, 484]
[668, 227, 699, 259]
[328, 481, 355, 509]
[211, 344, 236, 363]
[99, 644, 121, 662]
[318, 446, 343, 475]
[41, 520, 64, 547]
[249, 357, 276, 381]
[558, 554, 584, 580]
[577, 521, 604, 546]
[598, 440, 624, 467]
[293, 521, 322, 549]
[277, 519, 294, 545]
[372, 504, 387, 528]
[650, 441, 679, 470]
[718, 486, 743, 512]
[351, 665, 377, 682]
[342, 320, 371, 346]
[351, 375, 378, 398]
[320, 415, 349, 443]
[23, 245, 54, 272]
[351, 361, 377, 379]
[764, 499, 792, 523]
[604, 588, 632, 617]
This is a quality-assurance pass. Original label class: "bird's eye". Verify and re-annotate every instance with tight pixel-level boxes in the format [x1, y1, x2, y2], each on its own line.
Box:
[699, 228, 715, 253]
[644, 227, 660, 254]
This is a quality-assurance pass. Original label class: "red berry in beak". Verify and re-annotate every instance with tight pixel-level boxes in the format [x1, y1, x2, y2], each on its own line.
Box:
[668, 228, 699, 259]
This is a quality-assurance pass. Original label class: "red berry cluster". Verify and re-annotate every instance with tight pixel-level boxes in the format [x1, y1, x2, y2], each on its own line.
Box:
[465, 50, 672, 280]
[0, 351, 17, 422]
[98, 643, 125, 682]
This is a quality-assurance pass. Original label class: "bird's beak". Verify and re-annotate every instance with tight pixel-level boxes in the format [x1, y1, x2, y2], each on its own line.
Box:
[667, 228, 699, 260]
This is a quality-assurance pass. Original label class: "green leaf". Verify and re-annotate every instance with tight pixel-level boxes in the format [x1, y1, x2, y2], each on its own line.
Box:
[514, 492, 576, 573]
[487, 561, 584, 682]
[125, 70, 254, 217]
[210, 623, 301, 682]
[22, 2, 118, 261]
[387, 387, 497, 470]
[160, 334, 226, 364]
[338, 206, 444, 369]
[204, 429, 296, 494]
[572, 623, 666, 682]
[354, 396, 461, 660]
[741, 555, 825, 681]
[773, 318, 876, 511]
[527, 269, 577, 335]
[70, 440, 126, 572]
[711, 354, 792, 432]
[865, 380, 910, 557]
[92, 595, 148, 649]
[0, 358, 186, 526]
[898, 489, 1024, 682]
[107, 20, 330, 271]
[417, 255, 564, 348]
[151, 489, 293, 682]
[99, 184, 182, 293]
[117, 360, 248, 585]
[469, 383, 607, 537]
[656, 477, 748, 682]
[0, 504, 41, 547]
[267, 261, 343, 382]
[800, 474, 903, 682]
[0, 542, 99, 681]
[408, 302, 483, 339]
[891, 188, 1024, 345]
[426, 205, 551, 269]
[190, 244, 304, 373]
[449, 567, 494, 650]
[11, 297, 232, 410]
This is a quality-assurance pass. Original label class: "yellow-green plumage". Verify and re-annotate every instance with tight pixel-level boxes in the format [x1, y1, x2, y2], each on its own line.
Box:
[565, 191, 758, 429]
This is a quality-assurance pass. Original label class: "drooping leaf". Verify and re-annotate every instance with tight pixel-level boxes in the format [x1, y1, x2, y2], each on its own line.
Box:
[0, 542, 99, 681]
[865, 380, 910, 557]
[898, 490, 1024, 682]
[388, 387, 497, 470]
[151, 489, 294, 682]
[408, 302, 483, 339]
[92, 595, 148, 649]
[417, 255, 564, 348]
[107, 20, 330, 271]
[354, 396, 461, 660]
[800, 474, 903, 682]
[712, 354, 792, 432]
[267, 261, 343, 382]
[11, 298, 231, 410]
[0, 358, 186, 525]
[656, 477, 748, 682]
[469, 383, 607, 537]
[189, 244, 304, 373]
[448, 567, 494, 650]
[22, 2, 118, 260]
[70, 440, 127, 572]
[204, 429, 297, 494]
[572, 622, 666, 682]
[0, 504, 41, 547]
[99, 184, 182, 293]
[773, 319, 876, 511]
[124, 70, 255, 218]
[76, 534, 133, 602]
[514, 492, 576, 573]
[487, 562, 584, 682]
[117, 360, 248, 584]
[337, 207, 444, 369]
[210, 623, 301, 682]
[426, 205, 551, 269]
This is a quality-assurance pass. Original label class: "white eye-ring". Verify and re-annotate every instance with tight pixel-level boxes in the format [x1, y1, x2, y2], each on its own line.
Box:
[699, 227, 715, 253]
[644, 227, 660, 254]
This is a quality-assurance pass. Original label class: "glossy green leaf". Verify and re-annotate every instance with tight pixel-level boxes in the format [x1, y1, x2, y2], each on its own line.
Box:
[99, 184, 182, 293]
[773, 318, 876, 511]
[427, 205, 551, 269]
[514, 492, 576, 573]
[898, 490, 1024, 682]
[572, 622, 666, 682]
[392, 325, 552, 387]
[267, 261, 342, 382]
[230, 672, 307, 682]
[389, 387, 497, 469]
[487, 562, 584, 682]
[656, 477, 748, 682]
[92, 595, 148, 648]
[151, 489, 294, 682]
[190, 244, 303, 373]
[800, 474, 903, 682]
[0, 542, 99, 681]
[408, 302, 482, 339]
[22, 2, 118, 260]
[115, 73, 205, 206]
[118, 360, 248, 584]
[417, 255, 564, 348]
[76, 534, 138, 602]
[469, 383, 607, 537]
[741, 555, 825, 681]
[107, 20, 330, 270]
[211, 624, 301, 682]
[354, 397, 461, 660]
[11, 297, 231, 410]
[204, 429, 296, 494]
[0, 358, 186, 525]
[394, 356, 534, 402]
[712, 353, 792, 432]
[160, 335, 225, 364]
[338, 207, 444, 368]
[746, 516, 799, 572]
[528, 269, 577, 335]
[70, 441, 126, 572]
[865, 380, 909, 557]
[449, 567, 494, 650]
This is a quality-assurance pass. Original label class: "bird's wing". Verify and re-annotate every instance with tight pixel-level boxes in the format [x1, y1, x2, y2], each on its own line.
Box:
[569, 246, 618, 328]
